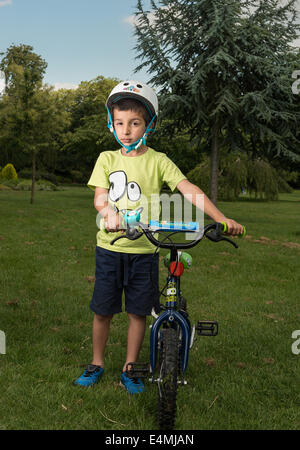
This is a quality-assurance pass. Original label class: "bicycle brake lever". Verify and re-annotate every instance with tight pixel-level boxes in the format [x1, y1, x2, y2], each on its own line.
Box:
[110, 227, 143, 245]
[220, 236, 238, 248]
[205, 223, 239, 248]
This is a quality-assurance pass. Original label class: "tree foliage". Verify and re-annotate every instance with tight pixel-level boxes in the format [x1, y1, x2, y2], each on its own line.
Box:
[1, 22, 299, 200]
[134, 0, 300, 203]
[0, 44, 68, 202]
[0, 43, 47, 96]
[0, 163, 18, 180]
[58, 76, 119, 182]
[187, 151, 293, 201]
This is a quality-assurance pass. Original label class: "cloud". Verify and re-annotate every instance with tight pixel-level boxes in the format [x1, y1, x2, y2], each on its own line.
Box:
[0, 79, 5, 94]
[123, 15, 136, 27]
[123, 13, 156, 27]
[0, 79, 79, 93]
[123, 8, 168, 27]
[124, 2, 300, 49]
[124, 1, 300, 27]
[53, 82, 78, 91]
[0, 0, 12, 7]
[292, 37, 300, 49]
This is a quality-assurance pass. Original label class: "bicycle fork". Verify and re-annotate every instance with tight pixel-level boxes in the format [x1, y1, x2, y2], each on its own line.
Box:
[149, 310, 191, 384]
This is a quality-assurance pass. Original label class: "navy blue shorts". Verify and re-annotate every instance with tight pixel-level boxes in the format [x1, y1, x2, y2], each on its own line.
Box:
[90, 246, 160, 316]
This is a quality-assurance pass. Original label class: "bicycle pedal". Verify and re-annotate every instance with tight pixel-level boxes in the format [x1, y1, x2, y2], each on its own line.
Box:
[196, 320, 218, 336]
[125, 362, 150, 379]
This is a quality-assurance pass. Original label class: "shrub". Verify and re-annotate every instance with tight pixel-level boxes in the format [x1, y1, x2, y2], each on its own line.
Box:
[14, 180, 32, 191]
[18, 169, 58, 185]
[247, 158, 279, 200]
[36, 179, 59, 191]
[69, 170, 86, 184]
[1, 179, 19, 188]
[1, 164, 18, 180]
[187, 153, 293, 201]
[40, 172, 58, 185]
[15, 179, 59, 191]
[0, 184, 11, 191]
[186, 157, 210, 195]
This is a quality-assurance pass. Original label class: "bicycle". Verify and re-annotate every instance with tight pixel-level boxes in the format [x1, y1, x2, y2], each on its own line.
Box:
[109, 208, 245, 430]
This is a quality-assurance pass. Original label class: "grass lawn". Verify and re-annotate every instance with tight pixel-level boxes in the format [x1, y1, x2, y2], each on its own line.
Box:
[0, 187, 299, 430]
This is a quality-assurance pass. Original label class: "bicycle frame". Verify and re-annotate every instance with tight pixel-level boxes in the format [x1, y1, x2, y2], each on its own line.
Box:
[110, 219, 242, 383]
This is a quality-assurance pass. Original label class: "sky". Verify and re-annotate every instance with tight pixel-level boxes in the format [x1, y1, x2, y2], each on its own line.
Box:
[0, 0, 153, 91]
[0, 0, 299, 93]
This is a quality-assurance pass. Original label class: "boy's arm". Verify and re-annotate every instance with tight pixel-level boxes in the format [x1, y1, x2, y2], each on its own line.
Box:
[94, 187, 123, 232]
[176, 179, 243, 235]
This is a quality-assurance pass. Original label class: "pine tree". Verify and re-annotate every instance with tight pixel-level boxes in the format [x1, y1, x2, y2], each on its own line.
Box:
[134, 0, 300, 203]
[232, 1, 300, 162]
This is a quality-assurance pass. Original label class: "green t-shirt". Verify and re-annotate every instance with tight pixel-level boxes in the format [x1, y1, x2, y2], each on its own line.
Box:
[87, 147, 186, 254]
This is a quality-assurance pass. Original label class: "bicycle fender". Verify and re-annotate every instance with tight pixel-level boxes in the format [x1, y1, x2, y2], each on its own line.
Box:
[150, 310, 191, 375]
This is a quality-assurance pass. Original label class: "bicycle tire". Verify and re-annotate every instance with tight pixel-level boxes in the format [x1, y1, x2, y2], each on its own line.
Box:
[157, 327, 179, 430]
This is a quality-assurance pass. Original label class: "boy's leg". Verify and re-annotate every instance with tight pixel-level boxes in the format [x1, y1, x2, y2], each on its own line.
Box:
[119, 253, 159, 393]
[122, 313, 146, 373]
[73, 313, 112, 387]
[92, 313, 113, 368]
[120, 313, 146, 394]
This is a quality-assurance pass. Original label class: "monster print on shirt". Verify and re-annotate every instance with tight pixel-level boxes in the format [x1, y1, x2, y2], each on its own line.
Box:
[108, 171, 141, 203]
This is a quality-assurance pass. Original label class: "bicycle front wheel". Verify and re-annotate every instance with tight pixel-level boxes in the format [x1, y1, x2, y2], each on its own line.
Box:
[157, 327, 179, 430]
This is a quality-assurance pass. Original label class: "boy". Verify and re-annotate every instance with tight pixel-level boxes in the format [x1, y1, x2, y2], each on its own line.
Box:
[74, 80, 243, 393]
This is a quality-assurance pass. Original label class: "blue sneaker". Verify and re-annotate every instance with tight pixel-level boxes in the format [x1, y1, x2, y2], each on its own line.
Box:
[120, 372, 145, 394]
[73, 364, 103, 387]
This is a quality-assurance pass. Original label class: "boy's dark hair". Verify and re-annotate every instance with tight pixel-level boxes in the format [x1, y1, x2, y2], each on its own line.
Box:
[111, 98, 151, 125]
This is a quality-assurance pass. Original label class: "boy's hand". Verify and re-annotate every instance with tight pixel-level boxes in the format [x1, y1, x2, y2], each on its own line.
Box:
[221, 218, 244, 236]
[104, 207, 124, 232]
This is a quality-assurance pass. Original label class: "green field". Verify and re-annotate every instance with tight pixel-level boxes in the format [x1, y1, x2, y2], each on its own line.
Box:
[0, 187, 299, 430]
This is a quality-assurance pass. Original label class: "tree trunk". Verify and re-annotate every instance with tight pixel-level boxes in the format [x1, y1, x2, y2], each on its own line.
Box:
[30, 150, 36, 204]
[209, 121, 219, 205]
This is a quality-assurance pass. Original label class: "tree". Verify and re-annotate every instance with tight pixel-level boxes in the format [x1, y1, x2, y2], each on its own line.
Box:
[59, 76, 119, 180]
[232, 1, 300, 162]
[0, 44, 69, 203]
[0, 44, 47, 97]
[134, 0, 300, 203]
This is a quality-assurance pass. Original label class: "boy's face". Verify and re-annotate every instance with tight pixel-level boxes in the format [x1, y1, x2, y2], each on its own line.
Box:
[113, 108, 147, 148]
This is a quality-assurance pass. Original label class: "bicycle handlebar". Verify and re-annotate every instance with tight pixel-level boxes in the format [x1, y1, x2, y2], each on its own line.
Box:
[109, 214, 246, 250]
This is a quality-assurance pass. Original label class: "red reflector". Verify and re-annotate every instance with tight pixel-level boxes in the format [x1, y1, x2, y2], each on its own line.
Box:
[170, 261, 184, 277]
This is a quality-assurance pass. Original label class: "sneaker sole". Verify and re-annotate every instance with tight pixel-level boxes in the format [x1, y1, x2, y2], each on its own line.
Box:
[119, 381, 145, 394]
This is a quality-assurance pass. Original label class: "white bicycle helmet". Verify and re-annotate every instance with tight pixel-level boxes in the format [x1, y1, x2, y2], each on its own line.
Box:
[106, 80, 158, 153]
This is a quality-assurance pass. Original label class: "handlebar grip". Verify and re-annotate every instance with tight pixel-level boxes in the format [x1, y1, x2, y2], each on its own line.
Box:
[149, 220, 199, 232]
[221, 222, 246, 238]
